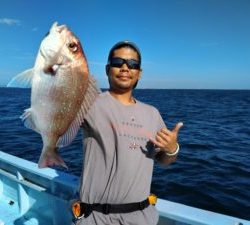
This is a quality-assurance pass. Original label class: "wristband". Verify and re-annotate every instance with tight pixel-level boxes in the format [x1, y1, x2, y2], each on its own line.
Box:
[165, 143, 179, 156]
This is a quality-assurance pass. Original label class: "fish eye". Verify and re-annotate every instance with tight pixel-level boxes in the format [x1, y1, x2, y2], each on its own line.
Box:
[68, 42, 78, 53]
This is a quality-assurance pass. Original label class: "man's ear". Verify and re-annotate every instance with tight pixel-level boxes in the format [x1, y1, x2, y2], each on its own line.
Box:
[106, 65, 110, 76]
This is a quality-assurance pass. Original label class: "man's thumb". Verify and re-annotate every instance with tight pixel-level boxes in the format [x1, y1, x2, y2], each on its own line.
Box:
[173, 122, 183, 133]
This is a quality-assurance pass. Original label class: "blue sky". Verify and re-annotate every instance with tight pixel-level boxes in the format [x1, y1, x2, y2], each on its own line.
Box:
[0, 0, 249, 89]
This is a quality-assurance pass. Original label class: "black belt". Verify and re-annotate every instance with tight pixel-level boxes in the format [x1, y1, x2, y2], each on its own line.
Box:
[71, 194, 157, 220]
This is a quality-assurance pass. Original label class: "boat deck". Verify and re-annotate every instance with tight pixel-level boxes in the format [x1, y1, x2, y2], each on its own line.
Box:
[0, 195, 18, 225]
[0, 195, 39, 225]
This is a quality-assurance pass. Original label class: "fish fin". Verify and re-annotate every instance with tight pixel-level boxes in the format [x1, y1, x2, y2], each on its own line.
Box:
[7, 68, 34, 88]
[56, 75, 101, 147]
[80, 75, 101, 115]
[56, 118, 80, 148]
[38, 148, 68, 169]
[20, 108, 40, 133]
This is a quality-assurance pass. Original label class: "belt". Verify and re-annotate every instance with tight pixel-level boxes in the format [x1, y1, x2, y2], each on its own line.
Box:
[71, 194, 157, 220]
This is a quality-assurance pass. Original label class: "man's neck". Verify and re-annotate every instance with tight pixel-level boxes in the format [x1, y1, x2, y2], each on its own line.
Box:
[109, 90, 136, 105]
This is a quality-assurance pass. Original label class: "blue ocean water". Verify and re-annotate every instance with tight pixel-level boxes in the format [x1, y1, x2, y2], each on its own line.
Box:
[0, 88, 249, 220]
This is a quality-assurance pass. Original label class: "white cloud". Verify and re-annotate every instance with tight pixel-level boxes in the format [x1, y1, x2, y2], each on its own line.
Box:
[0, 18, 21, 26]
[32, 27, 38, 32]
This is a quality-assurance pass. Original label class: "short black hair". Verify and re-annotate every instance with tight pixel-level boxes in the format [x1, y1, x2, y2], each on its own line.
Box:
[107, 41, 141, 66]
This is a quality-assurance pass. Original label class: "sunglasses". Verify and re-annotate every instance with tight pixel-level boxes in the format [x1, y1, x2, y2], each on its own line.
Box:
[109, 57, 141, 70]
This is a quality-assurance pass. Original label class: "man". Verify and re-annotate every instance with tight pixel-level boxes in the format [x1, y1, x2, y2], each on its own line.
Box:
[72, 41, 183, 225]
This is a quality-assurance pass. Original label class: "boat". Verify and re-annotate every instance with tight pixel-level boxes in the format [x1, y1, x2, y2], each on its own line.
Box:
[0, 150, 249, 225]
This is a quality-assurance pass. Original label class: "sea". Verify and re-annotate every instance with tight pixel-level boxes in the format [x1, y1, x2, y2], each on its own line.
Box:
[0, 87, 249, 220]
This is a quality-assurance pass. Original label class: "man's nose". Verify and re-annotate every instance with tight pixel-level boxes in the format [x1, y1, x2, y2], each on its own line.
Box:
[120, 63, 129, 70]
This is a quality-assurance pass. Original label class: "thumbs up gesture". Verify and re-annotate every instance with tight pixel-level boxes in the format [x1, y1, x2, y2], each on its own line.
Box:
[151, 122, 183, 154]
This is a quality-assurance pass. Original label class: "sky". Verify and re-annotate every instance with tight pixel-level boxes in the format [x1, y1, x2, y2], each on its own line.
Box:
[0, 0, 249, 89]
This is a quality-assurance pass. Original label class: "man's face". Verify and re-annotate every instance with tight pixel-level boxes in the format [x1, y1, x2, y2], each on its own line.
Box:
[107, 47, 141, 92]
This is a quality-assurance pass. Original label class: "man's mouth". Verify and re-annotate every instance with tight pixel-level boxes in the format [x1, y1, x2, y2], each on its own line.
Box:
[117, 74, 132, 80]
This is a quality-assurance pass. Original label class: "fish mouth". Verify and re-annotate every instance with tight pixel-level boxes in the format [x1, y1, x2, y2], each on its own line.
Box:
[52, 22, 68, 33]
[39, 22, 73, 76]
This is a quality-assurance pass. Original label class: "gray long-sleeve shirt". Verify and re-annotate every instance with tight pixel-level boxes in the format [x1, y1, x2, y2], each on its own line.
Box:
[76, 91, 165, 225]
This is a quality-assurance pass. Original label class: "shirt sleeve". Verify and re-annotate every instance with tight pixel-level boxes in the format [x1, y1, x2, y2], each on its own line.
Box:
[155, 109, 166, 131]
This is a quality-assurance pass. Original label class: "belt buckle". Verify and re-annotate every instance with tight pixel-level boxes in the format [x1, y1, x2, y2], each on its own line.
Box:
[72, 201, 84, 220]
[148, 194, 157, 205]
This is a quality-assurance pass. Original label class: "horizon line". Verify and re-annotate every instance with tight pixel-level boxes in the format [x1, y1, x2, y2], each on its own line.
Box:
[1, 86, 249, 91]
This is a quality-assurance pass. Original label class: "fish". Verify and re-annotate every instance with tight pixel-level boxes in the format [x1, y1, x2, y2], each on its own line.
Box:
[7, 22, 100, 168]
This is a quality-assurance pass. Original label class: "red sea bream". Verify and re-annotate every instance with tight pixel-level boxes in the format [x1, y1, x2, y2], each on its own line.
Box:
[7, 22, 100, 168]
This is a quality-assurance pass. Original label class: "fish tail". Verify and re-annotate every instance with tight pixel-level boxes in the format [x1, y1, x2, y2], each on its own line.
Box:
[38, 147, 68, 169]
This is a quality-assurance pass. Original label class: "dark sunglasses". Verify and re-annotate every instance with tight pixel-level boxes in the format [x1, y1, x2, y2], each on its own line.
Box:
[109, 57, 141, 70]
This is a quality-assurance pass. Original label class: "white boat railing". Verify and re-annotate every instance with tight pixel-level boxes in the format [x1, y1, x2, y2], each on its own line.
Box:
[0, 151, 249, 225]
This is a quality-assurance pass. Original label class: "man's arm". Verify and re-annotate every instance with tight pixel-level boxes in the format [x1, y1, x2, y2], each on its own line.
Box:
[151, 122, 183, 165]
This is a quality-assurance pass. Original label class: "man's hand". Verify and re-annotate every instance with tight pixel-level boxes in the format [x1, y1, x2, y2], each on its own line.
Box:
[151, 122, 183, 154]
